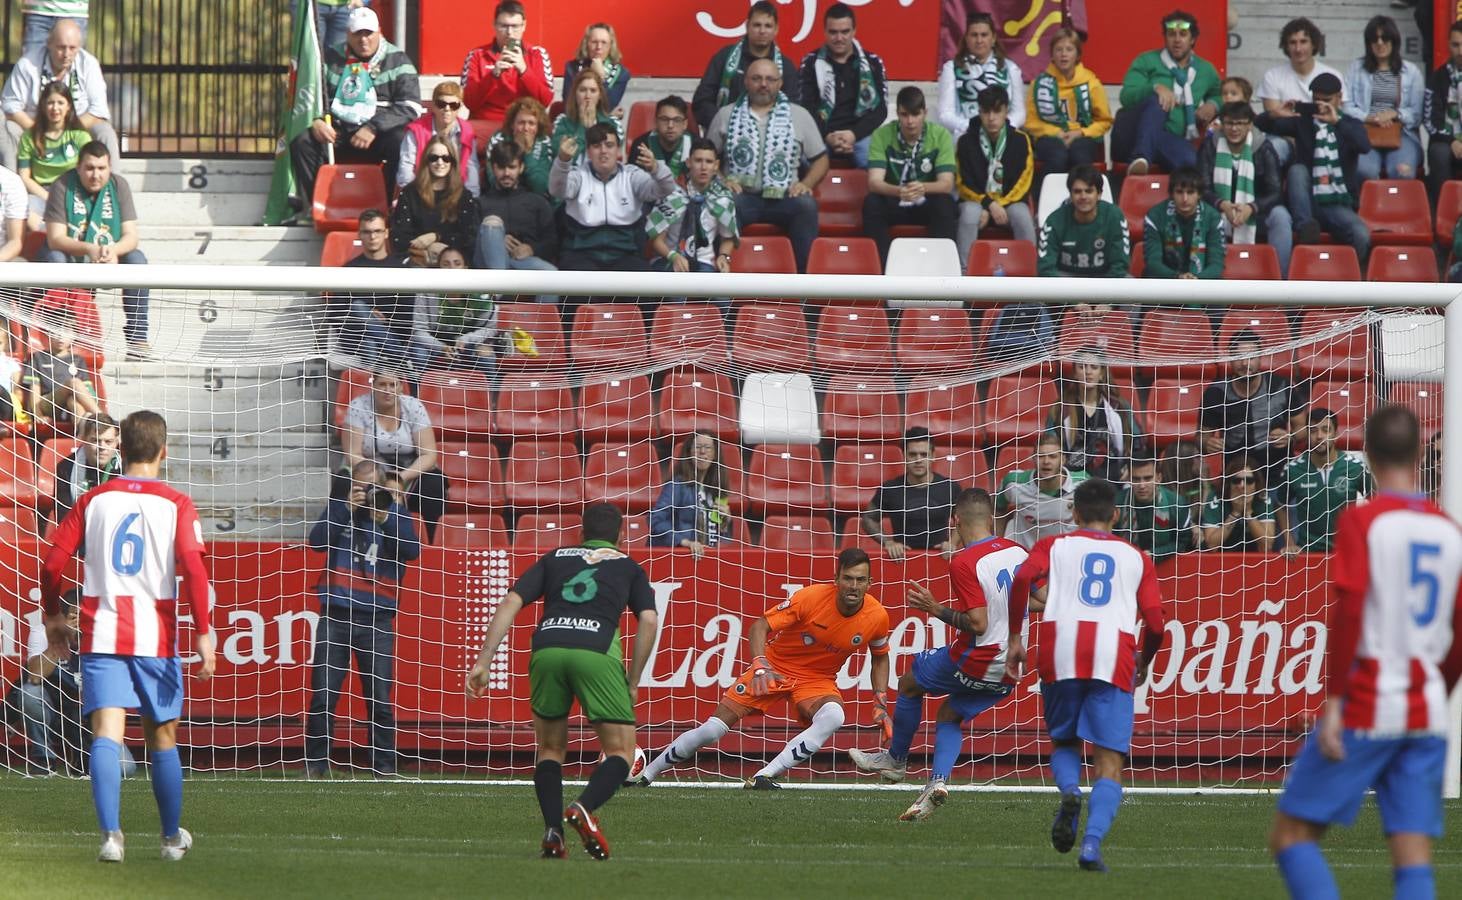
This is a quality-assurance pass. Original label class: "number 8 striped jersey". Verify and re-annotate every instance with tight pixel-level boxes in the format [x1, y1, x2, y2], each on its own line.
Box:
[1011, 529, 1165, 691]
[41, 477, 212, 658]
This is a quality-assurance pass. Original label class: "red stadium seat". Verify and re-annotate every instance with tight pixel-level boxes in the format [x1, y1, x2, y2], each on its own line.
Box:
[496, 302, 568, 372]
[0, 505, 39, 545]
[936, 446, 990, 492]
[312, 164, 388, 233]
[514, 513, 583, 549]
[1222, 244, 1281, 280]
[1288, 245, 1362, 282]
[36, 438, 76, 518]
[731, 236, 796, 275]
[1128, 241, 1145, 277]
[814, 168, 869, 236]
[807, 237, 881, 275]
[583, 443, 661, 512]
[580, 375, 655, 442]
[966, 239, 1037, 277]
[761, 515, 834, 551]
[821, 376, 902, 443]
[33, 288, 103, 365]
[1358, 179, 1431, 245]
[465, 119, 501, 151]
[571, 304, 648, 371]
[829, 443, 902, 513]
[814, 304, 893, 374]
[437, 513, 509, 549]
[906, 381, 982, 446]
[1118, 174, 1169, 240]
[504, 441, 584, 509]
[1309, 380, 1375, 449]
[1295, 309, 1373, 379]
[320, 231, 363, 267]
[745, 444, 828, 513]
[1388, 381, 1442, 433]
[1138, 308, 1215, 378]
[1216, 307, 1292, 353]
[732, 304, 809, 372]
[896, 307, 975, 377]
[1146, 378, 1206, 446]
[417, 371, 492, 440]
[1367, 246, 1438, 283]
[841, 516, 885, 552]
[1437, 180, 1462, 245]
[649, 303, 728, 368]
[625, 101, 656, 145]
[1058, 308, 1136, 362]
[991, 445, 1025, 488]
[984, 373, 1058, 447]
[494, 378, 577, 438]
[657, 370, 738, 440]
[437, 442, 503, 511]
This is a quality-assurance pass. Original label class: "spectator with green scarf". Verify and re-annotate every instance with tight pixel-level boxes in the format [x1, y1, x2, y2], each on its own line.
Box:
[1142, 165, 1225, 280]
[1024, 25, 1111, 176]
[692, 1, 800, 139]
[1113, 10, 1221, 175]
[795, 3, 887, 169]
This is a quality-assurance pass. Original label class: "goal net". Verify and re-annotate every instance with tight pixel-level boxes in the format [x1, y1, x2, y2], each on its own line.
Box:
[0, 264, 1452, 791]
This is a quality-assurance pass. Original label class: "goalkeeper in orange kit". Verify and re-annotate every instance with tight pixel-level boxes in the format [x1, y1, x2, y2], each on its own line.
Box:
[637, 548, 893, 788]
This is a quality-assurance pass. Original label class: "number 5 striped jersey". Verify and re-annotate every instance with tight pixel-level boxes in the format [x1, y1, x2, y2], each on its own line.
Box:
[1009, 529, 1165, 691]
[41, 477, 212, 658]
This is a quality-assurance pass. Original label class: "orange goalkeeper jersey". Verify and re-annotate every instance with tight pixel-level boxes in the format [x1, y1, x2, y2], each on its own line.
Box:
[762, 583, 891, 679]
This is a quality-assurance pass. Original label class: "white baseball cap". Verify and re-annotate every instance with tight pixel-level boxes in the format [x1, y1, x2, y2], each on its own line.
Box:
[347, 7, 380, 34]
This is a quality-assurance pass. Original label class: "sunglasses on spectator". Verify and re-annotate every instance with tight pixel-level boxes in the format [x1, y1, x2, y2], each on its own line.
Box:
[435, 99, 461, 110]
[426, 153, 454, 163]
[1164, 20, 1192, 32]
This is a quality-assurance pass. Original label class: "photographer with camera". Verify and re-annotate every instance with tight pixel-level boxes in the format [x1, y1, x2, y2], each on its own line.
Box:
[304, 459, 420, 778]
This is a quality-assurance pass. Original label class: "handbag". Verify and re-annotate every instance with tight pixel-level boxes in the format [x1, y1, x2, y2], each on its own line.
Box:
[1365, 120, 1401, 150]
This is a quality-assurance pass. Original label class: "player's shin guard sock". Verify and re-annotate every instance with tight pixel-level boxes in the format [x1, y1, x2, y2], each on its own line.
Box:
[889, 694, 922, 761]
[1050, 745, 1082, 795]
[149, 747, 184, 838]
[534, 760, 564, 830]
[642, 717, 729, 782]
[1082, 778, 1122, 844]
[1275, 842, 1339, 900]
[89, 737, 124, 833]
[575, 755, 630, 813]
[931, 721, 964, 782]
[756, 703, 844, 779]
[1394, 864, 1435, 900]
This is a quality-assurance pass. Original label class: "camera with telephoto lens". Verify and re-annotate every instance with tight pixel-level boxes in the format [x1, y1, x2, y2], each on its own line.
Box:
[369, 486, 395, 510]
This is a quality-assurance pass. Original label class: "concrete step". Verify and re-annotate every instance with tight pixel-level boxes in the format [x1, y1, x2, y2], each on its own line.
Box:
[79, 289, 327, 363]
[132, 191, 270, 228]
[101, 361, 329, 434]
[164, 432, 331, 541]
[137, 225, 321, 266]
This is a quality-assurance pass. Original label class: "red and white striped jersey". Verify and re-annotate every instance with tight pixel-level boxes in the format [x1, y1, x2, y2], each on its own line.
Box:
[1329, 493, 1462, 737]
[945, 536, 1029, 683]
[45, 477, 209, 658]
[1018, 529, 1164, 690]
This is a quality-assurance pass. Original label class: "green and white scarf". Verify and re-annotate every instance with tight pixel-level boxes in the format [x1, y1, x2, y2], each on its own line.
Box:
[718, 40, 787, 108]
[1446, 64, 1462, 137]
[979, 126, 1007, 196]
[62, 172, 122, 262]
[1160, 49, 1198, 139]
[433, 293, 495, 343]
[953, 54, 1007, 122]
[1033, 69, 1092, 128]
[1212, 130, 1257, 243]
[330, 44, 385, 126]
[812, 40, 880, 124]
[725, 92, 798, 198]
[648, 133, 693, 179]
[646, 178, 739, 256]
[600, 60, 622, 91]
[1311, 122, 1349, 207]
[1162, 200, 1216, 275]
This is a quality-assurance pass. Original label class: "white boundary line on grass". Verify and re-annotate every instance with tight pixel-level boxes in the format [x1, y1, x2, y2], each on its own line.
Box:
[255, 777, 1282, 795]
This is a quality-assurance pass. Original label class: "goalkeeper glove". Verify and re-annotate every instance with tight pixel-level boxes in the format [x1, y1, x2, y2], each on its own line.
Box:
[872, 694, 893, 743]
[751, 655, 784, 696]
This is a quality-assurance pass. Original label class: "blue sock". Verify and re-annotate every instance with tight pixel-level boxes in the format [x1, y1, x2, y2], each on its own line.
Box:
[1275, 842, 1339, 900]
[1050, 745, 1082, 795]
[889, 694, 923, 762]
[1394, 864, 1434, 900]
[931, 721, 963, 781]
[1083, 777, 1122, 844]
[90, 737, 123, 833]
[149, 747, 184, 839]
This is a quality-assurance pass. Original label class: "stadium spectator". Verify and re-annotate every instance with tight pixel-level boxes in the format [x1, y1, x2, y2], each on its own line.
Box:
[305, 458, 421, 779]
[1160, 438, 1213, 515]
[1142, 165, 1225, 280]
[550, 69, 623, 167]
[302, 1, 374, 55]
[1449, 215, 1462, 283]
[340, 213, 412, 372]
[0, 165, 25, 261]
[692, 0, 800, 138]
[1423, 20, 1462, 207]
[24, 325, 101, 426]
[290, 8, 421, 205]
[708, 58, 829, 273]
[53, 411, 118, 527]
[1116, 452, 1196, 561]
[389, 137, 480, 266]
[1256, 72, 1371, 261]
[995, 430, 1087, 549]
[984, 304, 1055, 361]
[344, 208, 409, 268]
[937, 11, 1026, 139]
[485, 97, 553, 197]
[562, 23, 631, 113]
[1037, 164, 1128, 278]
[1255, 18, 1342, 168]
[1219, 76, 1253, 108]
[341, 369, 446, 543]
[16, 82, 87, 231]
[862, 86, 956, 266]
[1198, 101, 1292, 278]
[21, 1, 89, 56]
[550, 123, 674, 277]
[0, 18, 116, 172]
[1200, 329, 1308, 476]
[1422, 431, 1442, 502]
[1274, 407, 1373, 555]
[1024, 26, 1110, 176]
[37, 142, 150, 360]
[14, 592, 87, 775]
[953, 84, 1033, 269]
[1200, 455, 1276, 552]
[1044, 348, 1143, 483]
[460, 0, 553, 125]
[1343, 15, 1423, 181]
[476, 140, 559, 302]
[629, 96, 694, 182]
[859, 426, 962, 559]
[647, 138, 739, 290]
[1113, 10, 1220, 175]
[649, 430, 734, 556]
[0, 327, 22, 421]
[411, 248, 498, 376]
[796, 3, 887, 169]
[397, 82, 479, 198]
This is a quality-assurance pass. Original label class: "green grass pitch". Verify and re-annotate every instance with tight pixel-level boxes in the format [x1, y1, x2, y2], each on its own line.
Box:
[2, 778, 1459, 898]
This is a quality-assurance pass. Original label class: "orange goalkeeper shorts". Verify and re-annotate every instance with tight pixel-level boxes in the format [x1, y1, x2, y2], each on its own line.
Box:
[722, 667, 842, 716]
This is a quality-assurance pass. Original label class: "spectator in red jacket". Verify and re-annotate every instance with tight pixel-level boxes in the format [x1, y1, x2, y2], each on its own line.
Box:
[460, 0, 554, 125]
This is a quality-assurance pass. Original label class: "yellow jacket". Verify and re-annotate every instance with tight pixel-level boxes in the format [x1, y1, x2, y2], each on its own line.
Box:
[1024, 63, 1113, 140]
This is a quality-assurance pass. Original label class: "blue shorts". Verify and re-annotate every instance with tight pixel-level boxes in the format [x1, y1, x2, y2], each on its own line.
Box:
[1041, 679, 1134, 754]
[908, 648, 1013, 722]
[1278, 731, 1447, 837]
[81, 654, 184, 723]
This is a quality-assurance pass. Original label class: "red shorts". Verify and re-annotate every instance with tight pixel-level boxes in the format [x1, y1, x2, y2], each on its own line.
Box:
[722, 666, 842, 717]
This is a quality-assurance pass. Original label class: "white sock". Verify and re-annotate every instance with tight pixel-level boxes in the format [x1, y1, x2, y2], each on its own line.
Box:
[642, 716, 730, 783]
[755, 703, 845, 779]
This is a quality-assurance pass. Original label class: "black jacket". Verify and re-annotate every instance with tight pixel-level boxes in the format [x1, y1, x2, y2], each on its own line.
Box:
[954, 123, 1035, 208]
[691, 39, 801, 136]
[1424, 63, 1462, 139]
[796, 49, 888, 141]
[389, 186, 481, 257]
[1255, 111, 1371, 207]
[1197, 131, 1283, 220]
[477, 186, 559, 262]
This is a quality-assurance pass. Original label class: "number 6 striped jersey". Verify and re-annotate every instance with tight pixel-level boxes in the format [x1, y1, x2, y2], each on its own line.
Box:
[1009, 529, 1165, 690]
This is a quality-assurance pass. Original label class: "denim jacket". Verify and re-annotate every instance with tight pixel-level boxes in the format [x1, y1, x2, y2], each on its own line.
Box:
[1342, 57, 1424, 131]
[648, 479, 732, 547]
[308, 498, 421, 613]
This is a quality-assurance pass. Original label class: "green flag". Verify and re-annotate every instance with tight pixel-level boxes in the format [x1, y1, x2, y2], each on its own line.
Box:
[263, 0, 324, 225]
